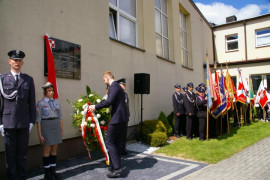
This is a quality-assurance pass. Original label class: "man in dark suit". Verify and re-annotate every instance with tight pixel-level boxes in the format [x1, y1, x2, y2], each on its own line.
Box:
[116, 78, 130, 155]
[183, 82, 196, 140]
[172, 84, 185, 138]
[196, 87, 207, 141]
[0, 50, 36, 180]
[90, 71, 128, 178]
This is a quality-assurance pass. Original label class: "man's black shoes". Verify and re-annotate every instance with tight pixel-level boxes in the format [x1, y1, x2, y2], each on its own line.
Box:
[107, 168, 123, 178]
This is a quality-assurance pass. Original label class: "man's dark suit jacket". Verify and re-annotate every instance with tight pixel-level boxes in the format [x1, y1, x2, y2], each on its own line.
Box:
[183, 90, 196, 115]
[0, 71, 36, 128]
[95, 81, 128, 124]
[172, 92, 185, 115]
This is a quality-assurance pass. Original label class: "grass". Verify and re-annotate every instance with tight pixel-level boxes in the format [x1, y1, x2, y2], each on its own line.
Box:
[155, 120, 270, 164]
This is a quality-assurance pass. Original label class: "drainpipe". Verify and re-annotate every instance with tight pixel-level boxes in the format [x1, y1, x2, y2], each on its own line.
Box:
[244, 20, 247, 60]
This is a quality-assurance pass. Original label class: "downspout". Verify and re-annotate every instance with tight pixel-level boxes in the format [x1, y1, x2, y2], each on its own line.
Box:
[244, 20, 247, 60]
[212, 26, 216, 64]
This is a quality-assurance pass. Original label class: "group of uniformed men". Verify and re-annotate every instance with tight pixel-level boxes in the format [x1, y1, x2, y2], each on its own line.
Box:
[172, 82, 207, 141]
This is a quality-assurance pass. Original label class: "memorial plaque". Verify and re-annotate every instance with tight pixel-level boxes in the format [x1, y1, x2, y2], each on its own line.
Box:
[44, 37, 81, 80]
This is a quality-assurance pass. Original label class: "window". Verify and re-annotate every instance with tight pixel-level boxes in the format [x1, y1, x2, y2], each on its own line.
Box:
[109, 0, 137, 46]
[256, 28, 270, 47]
[155, 0, 169, 59]
[180, 11, 189, 67]
[226, 34, 238, 51]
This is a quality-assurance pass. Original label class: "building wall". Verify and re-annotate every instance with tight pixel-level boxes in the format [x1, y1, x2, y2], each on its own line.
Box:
[214, 15, 270, 63]
[0, 0, 212, 176]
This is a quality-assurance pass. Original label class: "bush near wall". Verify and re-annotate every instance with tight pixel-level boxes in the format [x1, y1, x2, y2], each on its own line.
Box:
[158, 111, 173, 136]
[147, 132, 168, 147]
[167, 111, 175, 133]
[142, 120, 168, 147]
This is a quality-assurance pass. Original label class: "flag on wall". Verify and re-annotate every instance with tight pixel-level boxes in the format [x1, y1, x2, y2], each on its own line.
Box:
[237, 68, 246, 104]
[44, 34, 59, 99]
[257, 80, 268, 108]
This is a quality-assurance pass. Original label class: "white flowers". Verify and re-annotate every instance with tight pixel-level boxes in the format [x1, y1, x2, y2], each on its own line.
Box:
[78, 99, 83, 102]
[89, 94, 93, 97]
[90, 123, 95, 128]
[83, 103, 88, 109]
[102, 95, 108, 100]
[81, 121, 87, 126]
[96, 99, 101, 103]
[100, 120, 105, 125]
[88, 117, 92, 121]
[106, 109, 110, 114]
[96, 114, 101, 119]
[81, 111, 84, 115]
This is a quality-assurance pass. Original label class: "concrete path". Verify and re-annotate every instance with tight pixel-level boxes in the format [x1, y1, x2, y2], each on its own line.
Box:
[182, 136, 270, 180]
[27, 137, 270, 180]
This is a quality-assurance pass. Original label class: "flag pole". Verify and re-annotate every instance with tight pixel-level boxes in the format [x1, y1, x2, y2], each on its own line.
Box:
[207, 107, 209, 141]
[240, 105, 243, 126]
[227, 111, 230, 133]
[250, 104, 252, 123]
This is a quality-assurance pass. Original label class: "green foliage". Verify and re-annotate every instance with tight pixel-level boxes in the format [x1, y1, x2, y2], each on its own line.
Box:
[147, 132, 168, 147]
[158, 111, 173, 136]
[67, 86, 111, 152]
[167, 111, 175, 132]
[156, 121, 270, 164]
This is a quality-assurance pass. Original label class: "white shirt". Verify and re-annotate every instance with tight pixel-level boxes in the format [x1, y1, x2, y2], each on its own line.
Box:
[10, 70, 21, 81]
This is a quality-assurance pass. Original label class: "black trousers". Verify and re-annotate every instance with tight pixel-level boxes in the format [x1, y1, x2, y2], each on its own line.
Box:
[106, 122, 125, 169]
[198, 117, 206, 140]
[174, 114, 185, 135]
[121, 121, 129, 150]
[4, 128, 29, 180]
[186, 115, 194, 139]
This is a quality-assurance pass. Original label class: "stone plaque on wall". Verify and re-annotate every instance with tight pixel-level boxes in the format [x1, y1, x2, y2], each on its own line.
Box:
[44, 37, 81, 80]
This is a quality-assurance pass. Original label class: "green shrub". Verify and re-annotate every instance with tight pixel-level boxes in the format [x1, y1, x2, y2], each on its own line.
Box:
[141, 120, 167, 144]
[158, 111, 173, 136]
[167, 111, 175, 132]
[147, 132, 168, 147]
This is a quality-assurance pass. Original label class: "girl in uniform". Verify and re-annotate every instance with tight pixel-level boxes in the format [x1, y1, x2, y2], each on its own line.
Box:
[36, 82, 63, 180]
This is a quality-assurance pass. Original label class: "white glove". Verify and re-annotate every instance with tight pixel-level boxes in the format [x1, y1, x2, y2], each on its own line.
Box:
[0, 125, 4, 137]
[29, 123, 33, 133]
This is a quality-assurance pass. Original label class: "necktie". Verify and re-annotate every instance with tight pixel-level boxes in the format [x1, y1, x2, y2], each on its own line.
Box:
[15, 75, 19, 87]
[49, 99, 55, 111]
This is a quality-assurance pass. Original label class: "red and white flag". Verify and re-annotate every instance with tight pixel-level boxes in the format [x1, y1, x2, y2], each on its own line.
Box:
[237, 69, 247, 104]
[256, 81, 268, 108]
[44, 34, 59, 99]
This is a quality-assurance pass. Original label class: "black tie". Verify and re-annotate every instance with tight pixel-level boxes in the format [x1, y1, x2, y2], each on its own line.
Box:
[15, 75, 19, 87]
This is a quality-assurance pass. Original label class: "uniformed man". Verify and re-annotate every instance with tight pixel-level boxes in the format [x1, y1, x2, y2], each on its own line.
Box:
[116, 78, 130, 155]
[172, 84, 185, 138]
[182, 86, 188, 94]
[196, 87, 207, 141]
[183, 82, 196, 140]
[0, 50, 36, 179]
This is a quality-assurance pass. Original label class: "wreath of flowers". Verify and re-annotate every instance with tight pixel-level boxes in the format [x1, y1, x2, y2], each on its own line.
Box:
[68, 86, 111, 159]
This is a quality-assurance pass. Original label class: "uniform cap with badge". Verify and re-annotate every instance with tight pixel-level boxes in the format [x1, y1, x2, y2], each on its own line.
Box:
[8, 50, 25, 60]
[174, 83, 181, 89]
[182, 86, 188, 92]
[187, 82, 194, 87]
[42, 82, 54, 90]
[198, 87, 206, 93]
[117, 78, 126, 85]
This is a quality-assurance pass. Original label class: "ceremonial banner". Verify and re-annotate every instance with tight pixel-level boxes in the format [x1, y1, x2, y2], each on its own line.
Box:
[206, 61, 214, 108]
[237, 69, 247, 104]
[44, 34, 59, 99]
[211, 71, 227, 118]
[249, 77, 255, 107]
[210, 71, 221, 112]
[257, 81, 268, 108]
[225, 68, 235, 109]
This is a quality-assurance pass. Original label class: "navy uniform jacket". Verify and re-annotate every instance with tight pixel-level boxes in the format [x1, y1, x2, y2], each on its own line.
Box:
[0, 72, 36, 128]
[172, 92, 185, 115]
[183, 90, 196, 115]
[196, 95, 207, 118]
[95, 81, 128, 124]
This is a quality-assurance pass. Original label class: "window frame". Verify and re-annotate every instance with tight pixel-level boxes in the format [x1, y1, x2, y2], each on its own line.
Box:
[180, 10, 189, 67]
[225, 34, 239, 52]
[256, 27, 270, 47]
[109, 0, 137, 47]
[155, 0, 169, 59]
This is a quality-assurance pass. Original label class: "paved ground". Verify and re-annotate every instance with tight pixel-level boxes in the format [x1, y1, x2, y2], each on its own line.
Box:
[182, 136, 270, 180]
[27, 137, 270, 180]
